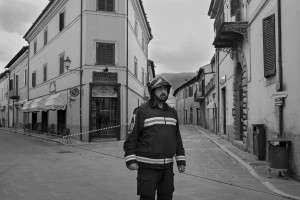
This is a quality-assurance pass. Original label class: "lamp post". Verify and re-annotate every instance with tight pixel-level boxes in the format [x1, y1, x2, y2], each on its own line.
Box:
[64, 56, 82, 141]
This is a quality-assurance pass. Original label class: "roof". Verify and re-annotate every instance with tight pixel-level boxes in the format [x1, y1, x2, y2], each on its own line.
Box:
[5, 46, 28, 69]
[173, 75, 197, 96]
[24, 0, 153, 40]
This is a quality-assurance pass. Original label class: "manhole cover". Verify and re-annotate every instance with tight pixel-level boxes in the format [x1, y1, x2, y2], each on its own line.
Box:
[57, 150, 73, 154]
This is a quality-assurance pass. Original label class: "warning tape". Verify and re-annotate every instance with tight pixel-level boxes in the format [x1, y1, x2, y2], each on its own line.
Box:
[63, 123, 129, 138]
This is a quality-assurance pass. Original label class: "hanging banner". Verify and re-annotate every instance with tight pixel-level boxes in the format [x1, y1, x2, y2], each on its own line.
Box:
[92, 86, 118, 98]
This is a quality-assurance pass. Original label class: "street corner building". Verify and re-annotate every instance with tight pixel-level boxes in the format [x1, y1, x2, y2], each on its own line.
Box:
[0, 0, 156, 142]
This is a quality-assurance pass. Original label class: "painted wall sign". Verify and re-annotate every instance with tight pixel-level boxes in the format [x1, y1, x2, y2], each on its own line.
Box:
[92, 72, 118, 83]
[92, 86, 118, 98]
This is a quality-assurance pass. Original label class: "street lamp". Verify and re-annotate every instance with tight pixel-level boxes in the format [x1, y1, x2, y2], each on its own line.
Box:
[64, 57, 72, 71]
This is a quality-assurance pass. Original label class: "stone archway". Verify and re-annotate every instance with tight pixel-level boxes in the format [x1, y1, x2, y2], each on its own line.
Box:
[232, 50, 248, 143]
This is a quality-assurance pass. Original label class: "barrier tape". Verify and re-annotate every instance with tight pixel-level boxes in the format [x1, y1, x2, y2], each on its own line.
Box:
[63, 123, 129, 139]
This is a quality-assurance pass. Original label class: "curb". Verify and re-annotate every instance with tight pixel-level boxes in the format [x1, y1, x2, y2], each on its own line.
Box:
[193, 125, 300, 200]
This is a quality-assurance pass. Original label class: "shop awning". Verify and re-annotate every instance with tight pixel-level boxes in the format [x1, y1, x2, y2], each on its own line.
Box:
[30, 97, 47, 112]
[45, 92, 67, 110]
[22, 100, 33, 112]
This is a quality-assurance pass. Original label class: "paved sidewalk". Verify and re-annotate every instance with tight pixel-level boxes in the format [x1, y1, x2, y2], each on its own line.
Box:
[2, 126, 300, 200]
[193, 125, 300, 200]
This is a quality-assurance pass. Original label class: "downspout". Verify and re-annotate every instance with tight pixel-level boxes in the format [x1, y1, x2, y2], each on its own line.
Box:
[126, 0, 129, 137]
[79, 0, 83, 141]
[27, 49, 30, 126]
[277, 0, 283, 137]
[216, 49, 220, 134]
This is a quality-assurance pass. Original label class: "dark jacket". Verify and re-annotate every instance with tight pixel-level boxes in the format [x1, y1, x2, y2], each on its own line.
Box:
[123, 100, 186, 169]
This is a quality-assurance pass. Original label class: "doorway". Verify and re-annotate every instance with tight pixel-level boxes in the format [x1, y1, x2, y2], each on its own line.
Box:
[221, 87, 226, 135]
[57, 110, 66, 134]
[235, 63, 244, 140]
[32, 112, 37, 131]
[91, 97, 118, 139]
[42, 111, 48, 132]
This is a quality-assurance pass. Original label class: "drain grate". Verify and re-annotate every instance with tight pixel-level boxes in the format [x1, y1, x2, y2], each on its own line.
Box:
[57, 150, 73, 154]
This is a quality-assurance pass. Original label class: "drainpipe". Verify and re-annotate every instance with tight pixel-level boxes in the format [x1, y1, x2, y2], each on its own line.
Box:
[216, 49, 220, 134]
[277, 0, 283, 137]
[126, 0, 129, 137]
[79, 0, 83, 141]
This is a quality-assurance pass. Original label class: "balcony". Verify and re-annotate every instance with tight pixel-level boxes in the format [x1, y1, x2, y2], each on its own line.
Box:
[194, 90, 205, 101]
[9, 89, 19, 99]
[213, 4, 248, 48]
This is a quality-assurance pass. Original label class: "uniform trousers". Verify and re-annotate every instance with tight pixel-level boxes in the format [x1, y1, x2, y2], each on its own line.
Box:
[137, 167, 174, 200]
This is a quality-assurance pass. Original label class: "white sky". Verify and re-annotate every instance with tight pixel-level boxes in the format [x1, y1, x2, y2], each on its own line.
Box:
[0, 0, 215, 74]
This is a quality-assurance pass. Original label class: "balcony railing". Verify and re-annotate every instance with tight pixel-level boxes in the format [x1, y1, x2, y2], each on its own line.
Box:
[9, 89, 19, 99]
[194, 90, 205, 101]
[213, 0, 248, 48]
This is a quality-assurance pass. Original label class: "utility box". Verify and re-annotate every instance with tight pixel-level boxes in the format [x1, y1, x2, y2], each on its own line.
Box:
[253, 124, 266, 160]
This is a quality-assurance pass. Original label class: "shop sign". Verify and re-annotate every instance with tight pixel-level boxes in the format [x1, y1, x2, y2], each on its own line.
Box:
[272, 91, 288, 98]
[93, 72, 118, 83]
[275, 98, 283, 106]
[92, 86, 118, 98]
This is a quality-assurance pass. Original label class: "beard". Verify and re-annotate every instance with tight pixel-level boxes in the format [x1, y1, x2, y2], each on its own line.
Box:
[154, 93, 168, 102]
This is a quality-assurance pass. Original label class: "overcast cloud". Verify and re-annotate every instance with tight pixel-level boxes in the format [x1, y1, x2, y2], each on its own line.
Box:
[0, 0, 215, 74]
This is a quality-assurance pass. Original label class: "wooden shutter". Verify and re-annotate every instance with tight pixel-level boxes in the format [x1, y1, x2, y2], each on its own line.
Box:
[98, 0, 114, 12]
[32, 72, 36, 87]
[60, 55, 64, 74]
[98, 0, 105, 11]
[263, 14, 276, 77]
[96, 43, 115, 65]
[107, 0, 114, 12]
[59, 12, 65, 31]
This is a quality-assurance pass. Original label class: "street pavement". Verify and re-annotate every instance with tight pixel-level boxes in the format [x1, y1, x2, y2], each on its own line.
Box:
[1, 125, 300, 200]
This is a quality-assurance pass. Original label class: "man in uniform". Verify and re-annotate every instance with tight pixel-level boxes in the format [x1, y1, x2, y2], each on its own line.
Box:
[123, 76, 186, 200]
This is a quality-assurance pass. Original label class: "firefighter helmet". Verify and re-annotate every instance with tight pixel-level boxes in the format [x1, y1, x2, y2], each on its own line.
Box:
[147, 76, 171, 95]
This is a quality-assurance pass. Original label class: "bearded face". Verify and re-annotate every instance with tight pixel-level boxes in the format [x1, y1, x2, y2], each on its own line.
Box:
[153, 85, 169, 102]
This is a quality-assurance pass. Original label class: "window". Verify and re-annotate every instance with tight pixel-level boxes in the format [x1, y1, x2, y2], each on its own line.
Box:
[43, 65, 47, 82]
[189, 86, 193, 97]
[142, 37, 145, 51]
[9, 79, 13, 91]
[134, 57, 138, 77]
[142, 68, 144, 85]
[96, 42, 115, 65]
[134, 20, 138, 36]
[59, 11, 65, 31]
[263, 14, 276, 77]
[59, 55, 65, 74]
[32, 71, 36, 87]
[97, 0, 114, 12]
[24, 69, 27, 86]
[44, 28, 48, 46]
[230, 0, 240, 17]
[33, 40, 37, 54]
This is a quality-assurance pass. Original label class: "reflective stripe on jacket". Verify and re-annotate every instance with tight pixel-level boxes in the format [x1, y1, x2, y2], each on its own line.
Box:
[123, 101, 186, 169]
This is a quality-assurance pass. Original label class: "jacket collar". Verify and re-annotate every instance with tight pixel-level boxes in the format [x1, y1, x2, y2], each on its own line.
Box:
[149, 99, 168, 110]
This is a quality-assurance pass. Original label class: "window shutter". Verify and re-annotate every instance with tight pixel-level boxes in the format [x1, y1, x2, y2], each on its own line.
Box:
[96, 43, 115, 65]
[60, 55, 64, 74]
[107, 0, 114, 12]
[59, 12, 65, 31]
[32, 72, 36, 87]
[263, 14, 276, 77]
[98, 0, 105, 11]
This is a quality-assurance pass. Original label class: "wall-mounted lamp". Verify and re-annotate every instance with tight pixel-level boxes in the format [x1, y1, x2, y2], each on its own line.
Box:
[64, 57, 72, 71]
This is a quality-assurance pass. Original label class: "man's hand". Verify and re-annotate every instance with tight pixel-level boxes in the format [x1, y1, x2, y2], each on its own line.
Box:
[128, 163, 139, 170]
[178, 165, 185, 173]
